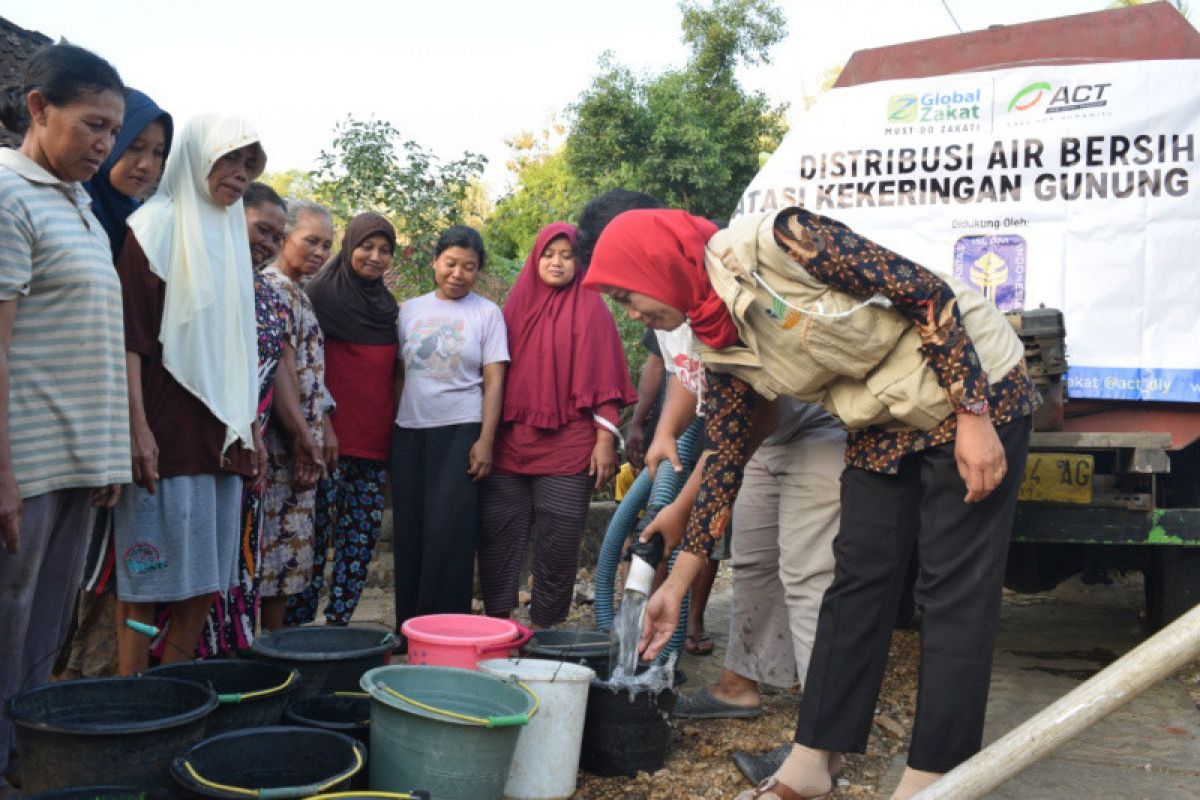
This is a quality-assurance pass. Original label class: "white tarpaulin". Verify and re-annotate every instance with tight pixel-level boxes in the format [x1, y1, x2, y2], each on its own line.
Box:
[735, 59, 1200, 403]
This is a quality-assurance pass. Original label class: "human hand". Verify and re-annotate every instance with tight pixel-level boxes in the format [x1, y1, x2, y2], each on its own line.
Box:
[644, 432, 681, 480]
[639, 497, 688, 552]
[468, 439, 494, 481]
[130, 419, 159, 494]
[252, 424, 267, 482]
[1, 470, 21, 553]
[291, 430, 324, 491]
[955, 412, 1007, 503]
[638, 580, 685, 661]
[589, 433, 618, 491]
[89, 484, 122, 509]
[321, 416, 338, 478]
[625, 423, 647, 472]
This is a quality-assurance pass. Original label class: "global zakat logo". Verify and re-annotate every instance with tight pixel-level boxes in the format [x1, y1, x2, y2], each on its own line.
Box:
[888, 95, 918, 123]
[1008, 80, 1111, 114]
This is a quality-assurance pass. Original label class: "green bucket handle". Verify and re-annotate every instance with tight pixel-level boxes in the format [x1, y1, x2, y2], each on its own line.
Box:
[176, 739, 365, 798]
[375, 681, 539, 728]
[216, 669, 297, 705]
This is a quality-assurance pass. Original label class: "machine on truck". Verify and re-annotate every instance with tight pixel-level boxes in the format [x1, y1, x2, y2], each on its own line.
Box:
[747, 2, 1200, 629]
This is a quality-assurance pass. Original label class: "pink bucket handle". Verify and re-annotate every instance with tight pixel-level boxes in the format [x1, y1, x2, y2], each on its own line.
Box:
[509, 621, 534, 650]
[474, 621, 534, 654]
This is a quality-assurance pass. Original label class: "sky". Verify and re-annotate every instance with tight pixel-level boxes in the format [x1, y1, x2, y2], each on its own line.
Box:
[6, 0, 1108, 196]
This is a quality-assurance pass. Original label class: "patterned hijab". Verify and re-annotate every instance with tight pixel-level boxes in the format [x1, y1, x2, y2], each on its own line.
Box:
[307, 212, 399, 345]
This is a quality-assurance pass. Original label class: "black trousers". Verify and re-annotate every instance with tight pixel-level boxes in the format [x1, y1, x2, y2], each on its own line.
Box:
[794, 417, 1031, 773]
[391, 423, 482, 630]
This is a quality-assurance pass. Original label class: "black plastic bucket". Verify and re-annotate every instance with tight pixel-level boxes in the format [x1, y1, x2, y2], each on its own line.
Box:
[27, 787, 174, 799]
[146, 659, 298, 735]
[5, 676, 217, 794]
[250, 625, 394, 699]
[284, 693, 371, 789]
[524, 628, 610, 673]
[171, 725, 365, 798]
[579, 664, 676, 777]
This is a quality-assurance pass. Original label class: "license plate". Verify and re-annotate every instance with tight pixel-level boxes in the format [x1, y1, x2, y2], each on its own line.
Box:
[1018, 452, 1094, 504]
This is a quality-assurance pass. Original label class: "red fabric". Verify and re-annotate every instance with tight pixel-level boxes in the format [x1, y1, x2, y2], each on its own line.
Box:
[494, 401, 620, 476]
[581, 209, 738, 349]
[501, 222, 636, 431]
[324, 338, 397, 460]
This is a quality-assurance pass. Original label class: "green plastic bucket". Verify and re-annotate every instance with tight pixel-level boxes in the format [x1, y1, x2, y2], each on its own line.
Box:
[360, 665, 537, 800]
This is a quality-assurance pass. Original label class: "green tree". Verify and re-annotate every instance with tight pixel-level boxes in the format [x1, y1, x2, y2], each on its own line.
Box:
[259, 168, 318, 202]
[311, 117, 486, 297]
[565, 0, 788, 219]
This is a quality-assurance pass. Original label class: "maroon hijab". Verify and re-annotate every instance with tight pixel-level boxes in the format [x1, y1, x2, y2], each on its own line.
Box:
[502, 222, 636, 430]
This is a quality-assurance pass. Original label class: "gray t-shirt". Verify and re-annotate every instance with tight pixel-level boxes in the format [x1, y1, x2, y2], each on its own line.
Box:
[395, 291, 509, 429]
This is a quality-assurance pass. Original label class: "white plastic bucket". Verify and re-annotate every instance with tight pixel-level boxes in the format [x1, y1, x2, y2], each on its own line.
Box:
[478, 658, 595, 799]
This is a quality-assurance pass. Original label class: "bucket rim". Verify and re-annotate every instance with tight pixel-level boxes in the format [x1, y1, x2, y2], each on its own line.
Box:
[250, 624, 396, 661]
[4, 676, 218, 735]
[284, 694, 371, 730]
[145, 659, 300, 704]
[360, 665, 537, 727]
[478, 658, 596, 683]
[400, 614, 523, 649]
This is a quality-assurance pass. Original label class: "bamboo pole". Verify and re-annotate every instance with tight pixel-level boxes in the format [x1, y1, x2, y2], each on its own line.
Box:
[914, 602, 1200, 799]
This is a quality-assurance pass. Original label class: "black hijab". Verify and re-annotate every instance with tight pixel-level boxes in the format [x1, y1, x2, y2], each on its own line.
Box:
[307, 212, 399, 344]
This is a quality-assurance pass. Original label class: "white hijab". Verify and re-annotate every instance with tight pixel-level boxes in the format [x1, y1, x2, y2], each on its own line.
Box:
[127, 115, 265, 453]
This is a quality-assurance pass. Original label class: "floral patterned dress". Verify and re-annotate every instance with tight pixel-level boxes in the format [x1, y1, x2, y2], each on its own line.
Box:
[259, 265, 327, 597]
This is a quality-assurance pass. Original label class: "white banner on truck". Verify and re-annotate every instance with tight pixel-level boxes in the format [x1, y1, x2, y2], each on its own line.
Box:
[736, 59, 1200, 403]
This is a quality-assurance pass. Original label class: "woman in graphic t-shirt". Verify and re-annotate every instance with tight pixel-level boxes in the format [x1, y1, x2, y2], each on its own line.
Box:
[392, 225, 508, 643]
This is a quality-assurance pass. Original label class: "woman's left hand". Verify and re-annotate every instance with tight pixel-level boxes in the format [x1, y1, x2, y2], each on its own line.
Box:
[955, 412, 1007, 503]
[589, 431, 618, 490]
[89, 483, 122, 509]
[468, 439, 494, 481]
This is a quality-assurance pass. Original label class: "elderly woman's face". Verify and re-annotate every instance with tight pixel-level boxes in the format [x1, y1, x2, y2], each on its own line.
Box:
[207, 144, 262, 207]
[537, 235, 577, 289]
[27, 88, 125, 183]
[610, 289, 687, 331]
[281, 213, 334, 277]
[350, 233, 394, 280]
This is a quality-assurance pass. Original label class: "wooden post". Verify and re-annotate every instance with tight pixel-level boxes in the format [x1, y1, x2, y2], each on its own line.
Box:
[915, 602, 1200, 799]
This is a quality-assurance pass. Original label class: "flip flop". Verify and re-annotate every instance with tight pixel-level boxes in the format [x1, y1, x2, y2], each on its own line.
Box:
[673, 686, 762, 719]
[685, 632, 714, 655]
[733, 745, 793, 785]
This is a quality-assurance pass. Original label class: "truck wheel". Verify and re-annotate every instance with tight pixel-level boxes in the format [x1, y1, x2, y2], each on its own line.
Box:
[1144, 545, 1200, 631]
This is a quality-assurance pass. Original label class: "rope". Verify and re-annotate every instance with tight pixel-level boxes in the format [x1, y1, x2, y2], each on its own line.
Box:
[379, 681, 539, 728]
[181, 745, 364, 797]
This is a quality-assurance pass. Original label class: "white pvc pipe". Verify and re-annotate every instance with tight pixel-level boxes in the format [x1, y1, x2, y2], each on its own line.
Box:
[914, 601, 1200, 799]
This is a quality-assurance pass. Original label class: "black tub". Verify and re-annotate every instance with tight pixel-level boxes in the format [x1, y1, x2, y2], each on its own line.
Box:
[579, 664, 676, 777]
[5, 676, 217, 794]
[250, 625, 394, 699]
[525, 628, 610, 673]
[146, 659, 298, 734]
[284, 693, 371, 789]
[27, 787, 174, 799]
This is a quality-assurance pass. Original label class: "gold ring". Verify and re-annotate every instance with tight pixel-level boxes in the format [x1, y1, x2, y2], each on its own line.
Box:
[993, 468, 1005, 481]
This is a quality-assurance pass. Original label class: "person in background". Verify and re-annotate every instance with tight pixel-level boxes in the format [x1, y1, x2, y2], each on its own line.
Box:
[259, 199, 334, 629]
[0, 44, 130, 793]
[478, 223, 635, 628]
[55, 87, 172, 681]
[290, 212, 398, 626]
[392, 225, 508, 642]
[586, 206, 1035, 800]
[114, 114, 266, 673]
[624, 329, 665, 472]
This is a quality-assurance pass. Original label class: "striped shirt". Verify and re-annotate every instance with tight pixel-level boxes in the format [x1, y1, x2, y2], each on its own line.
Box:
[0, 148, 131, 499]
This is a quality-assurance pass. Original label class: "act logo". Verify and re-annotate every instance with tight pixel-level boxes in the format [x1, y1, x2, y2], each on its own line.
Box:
[1008, 81, 1052, 112]
[1008, 80, 1112, 114]
[887, 95, 918, 123]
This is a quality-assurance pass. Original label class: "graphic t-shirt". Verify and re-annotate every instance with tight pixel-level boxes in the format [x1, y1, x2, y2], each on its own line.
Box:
[395, 291, 509, 429]
[656, 323, 706, 414]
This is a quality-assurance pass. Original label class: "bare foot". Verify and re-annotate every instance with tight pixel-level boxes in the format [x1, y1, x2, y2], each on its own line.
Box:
[891, 767, 942, 799]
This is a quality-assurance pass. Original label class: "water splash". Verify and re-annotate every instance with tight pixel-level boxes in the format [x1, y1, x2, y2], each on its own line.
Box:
[608, 588, 647, 679]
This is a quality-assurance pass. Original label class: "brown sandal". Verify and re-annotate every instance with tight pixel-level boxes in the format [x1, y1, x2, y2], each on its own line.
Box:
[738, 775, 831, 800]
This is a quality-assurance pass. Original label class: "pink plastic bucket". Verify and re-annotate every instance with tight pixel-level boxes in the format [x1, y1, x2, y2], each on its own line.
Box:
[401, 614, 533, 670]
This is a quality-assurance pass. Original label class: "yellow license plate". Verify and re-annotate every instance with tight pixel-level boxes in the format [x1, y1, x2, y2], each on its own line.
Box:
[1018, 452, 1094, 504]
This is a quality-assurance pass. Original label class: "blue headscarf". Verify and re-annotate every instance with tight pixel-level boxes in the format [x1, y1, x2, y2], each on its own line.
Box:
[83, 88, 173, 260]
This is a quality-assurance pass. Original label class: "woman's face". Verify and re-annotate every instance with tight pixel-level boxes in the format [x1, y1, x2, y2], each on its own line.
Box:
[537, 235, 576, 289]
[433, 246, 480, 301]
[349, 233, 394, 280]
[27, 88, 125, 183]
[244, 202, 286, 269]
[280, 213, 334, 278]
[610, 289, 687, 331]
[206, 144, 262, 207]
[107, 119, 167, 199]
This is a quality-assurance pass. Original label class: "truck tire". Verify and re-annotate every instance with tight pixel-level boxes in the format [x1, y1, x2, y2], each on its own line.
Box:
[1144, 546, 1200, 631]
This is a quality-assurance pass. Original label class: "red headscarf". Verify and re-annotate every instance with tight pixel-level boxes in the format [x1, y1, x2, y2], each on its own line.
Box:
[581, 209, 738, 348]
[502, 222, 637, 430]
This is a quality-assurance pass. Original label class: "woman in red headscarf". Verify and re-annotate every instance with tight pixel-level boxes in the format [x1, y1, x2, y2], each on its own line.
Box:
[477, 222, 636, 628]
[582, 206, 1037, 800]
